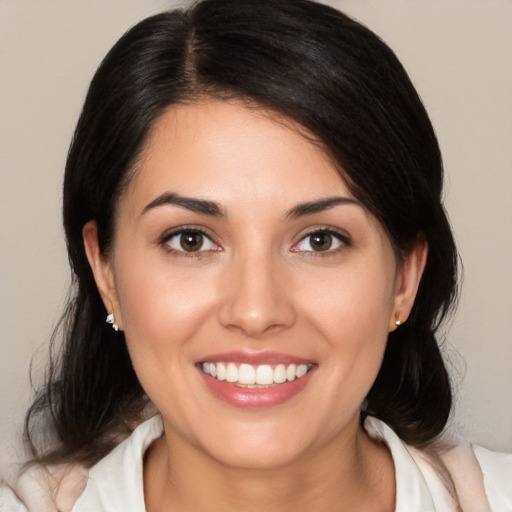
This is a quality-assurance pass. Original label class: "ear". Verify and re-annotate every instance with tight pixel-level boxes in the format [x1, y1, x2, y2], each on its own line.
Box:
[389, 236, 428, 331]
[82, 220, 123, 331]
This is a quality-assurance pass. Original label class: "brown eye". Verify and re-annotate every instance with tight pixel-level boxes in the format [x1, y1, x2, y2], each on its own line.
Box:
[309, 232, 333, 252]
[180, 232, 204, 252]
[293, 229, 348, 253]
[163, 229, 219, 253]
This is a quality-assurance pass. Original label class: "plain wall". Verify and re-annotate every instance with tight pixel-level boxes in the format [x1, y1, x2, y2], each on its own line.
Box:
[1, 0, 511, 455]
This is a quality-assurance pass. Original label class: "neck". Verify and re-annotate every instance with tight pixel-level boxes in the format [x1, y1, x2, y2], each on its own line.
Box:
[144, 420, 395, 512]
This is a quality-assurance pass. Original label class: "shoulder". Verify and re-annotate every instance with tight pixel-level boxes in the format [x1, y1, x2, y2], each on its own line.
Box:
[364, 416, 512, 512]
[364, 416, 456, 511]
[71, 415, 163, 512]
[0, 480, 28, 512]
[473, 444, 512, 510]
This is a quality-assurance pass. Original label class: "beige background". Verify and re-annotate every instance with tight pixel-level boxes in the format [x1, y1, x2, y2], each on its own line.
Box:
[1, 0, 511, 455]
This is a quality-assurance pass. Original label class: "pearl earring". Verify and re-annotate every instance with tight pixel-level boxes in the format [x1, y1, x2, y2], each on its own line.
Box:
[106, 312, 119, 331]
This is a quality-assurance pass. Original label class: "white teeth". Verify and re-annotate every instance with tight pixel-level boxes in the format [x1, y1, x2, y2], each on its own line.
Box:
[201, 362, 312, 385]
[286, 364, 296, 381]
[273, 364, 287, 384]
[226, 362, 238, 383]
[238, 364, 255, 385]
[296, 364, 308, 378]
[216, 362, 226, 381]
[256, 364, 274, 385]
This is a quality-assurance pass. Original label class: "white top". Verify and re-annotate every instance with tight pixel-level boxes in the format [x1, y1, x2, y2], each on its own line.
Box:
[1, 415, 511, 511]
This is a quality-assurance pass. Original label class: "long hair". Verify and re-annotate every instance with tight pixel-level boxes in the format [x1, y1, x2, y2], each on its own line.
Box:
[26, 0, 458, 466]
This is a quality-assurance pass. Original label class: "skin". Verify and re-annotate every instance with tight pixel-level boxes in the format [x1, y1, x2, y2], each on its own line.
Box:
[83, 99, 427, 512]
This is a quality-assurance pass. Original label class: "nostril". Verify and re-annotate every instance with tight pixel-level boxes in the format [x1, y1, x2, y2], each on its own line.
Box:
[217, 261, 297, 336]
[218, 300, 296, 337]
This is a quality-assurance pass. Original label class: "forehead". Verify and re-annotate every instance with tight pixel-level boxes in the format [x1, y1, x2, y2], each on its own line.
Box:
[125, 99, 351, 212]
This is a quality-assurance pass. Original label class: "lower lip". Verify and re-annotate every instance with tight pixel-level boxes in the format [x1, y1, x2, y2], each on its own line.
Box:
[198, 367, 314, 409]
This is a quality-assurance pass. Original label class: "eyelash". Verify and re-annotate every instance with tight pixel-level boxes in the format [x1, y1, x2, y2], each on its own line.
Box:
[159, 226, 350, 257]
[291, 228, 351, 256]
[159, 227, 220, 257]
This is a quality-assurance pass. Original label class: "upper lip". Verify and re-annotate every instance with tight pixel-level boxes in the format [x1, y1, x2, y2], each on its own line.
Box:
[197, 350, 315, 366]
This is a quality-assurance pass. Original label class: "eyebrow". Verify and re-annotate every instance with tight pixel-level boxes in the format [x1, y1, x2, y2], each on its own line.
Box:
[141, 192, 225, 217]
[141, 192, 359, 219]
[285, 196, 360, 219]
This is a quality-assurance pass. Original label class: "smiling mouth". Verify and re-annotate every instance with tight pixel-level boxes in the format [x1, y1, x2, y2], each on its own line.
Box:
[200, 362, 313, 387]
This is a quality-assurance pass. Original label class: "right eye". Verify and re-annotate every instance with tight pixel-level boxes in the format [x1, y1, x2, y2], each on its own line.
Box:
[291, 228, 349, 254]
[162, 229, 220, 253]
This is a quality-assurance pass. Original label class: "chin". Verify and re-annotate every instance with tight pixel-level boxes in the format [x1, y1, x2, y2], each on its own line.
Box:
[194, 418, 316, 470]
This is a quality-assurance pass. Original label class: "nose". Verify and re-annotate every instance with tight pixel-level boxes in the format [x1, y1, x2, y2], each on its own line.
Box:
[217, 253, 296, 338]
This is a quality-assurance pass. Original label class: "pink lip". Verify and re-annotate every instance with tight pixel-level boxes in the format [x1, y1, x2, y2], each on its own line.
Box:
[197, 350, 314, 366]
[197, 352, 316, 409]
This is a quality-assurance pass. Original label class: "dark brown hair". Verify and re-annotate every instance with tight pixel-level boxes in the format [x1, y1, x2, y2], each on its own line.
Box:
[27, 0, 458, 466]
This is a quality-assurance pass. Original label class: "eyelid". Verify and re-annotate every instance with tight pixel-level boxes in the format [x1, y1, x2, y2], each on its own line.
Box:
[291, 227, 351, 253]
[159, 226, 221, 253]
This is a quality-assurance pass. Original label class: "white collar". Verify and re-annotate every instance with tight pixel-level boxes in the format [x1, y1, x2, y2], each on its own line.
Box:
[364, 416, 460, 512]
[77, 415, 463, 511]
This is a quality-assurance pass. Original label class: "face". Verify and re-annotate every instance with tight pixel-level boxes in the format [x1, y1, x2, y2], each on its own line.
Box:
[85, 100, 425, 469]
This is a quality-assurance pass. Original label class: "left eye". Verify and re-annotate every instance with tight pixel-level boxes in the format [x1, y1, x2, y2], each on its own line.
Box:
[164, 230, 219, 253]
[293, 230, 346, 252]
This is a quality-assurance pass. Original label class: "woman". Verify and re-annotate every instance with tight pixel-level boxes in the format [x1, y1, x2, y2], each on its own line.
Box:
[1, 0, 510, 510]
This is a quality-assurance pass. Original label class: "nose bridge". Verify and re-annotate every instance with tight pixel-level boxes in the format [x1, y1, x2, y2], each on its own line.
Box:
[218, 245, 295, 337]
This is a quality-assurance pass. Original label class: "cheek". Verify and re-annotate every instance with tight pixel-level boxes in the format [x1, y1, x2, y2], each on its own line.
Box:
[113, 254, 219, 362]
[301, 257, 395, 383]
[112, 260, 220, 418]
[304, 256, 396, 337]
